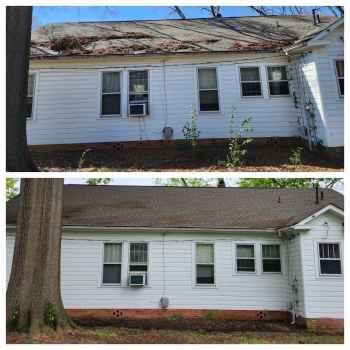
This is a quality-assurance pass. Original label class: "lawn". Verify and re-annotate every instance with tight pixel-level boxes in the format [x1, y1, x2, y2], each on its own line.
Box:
[31, 144, 343, 172]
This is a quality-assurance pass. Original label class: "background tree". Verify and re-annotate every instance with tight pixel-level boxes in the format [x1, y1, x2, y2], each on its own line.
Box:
[31, 15, 42, 29]
[6, 6, 39, 172]
[6, 178, 77, 337]
[85, 178, 111, 185]
[244, 6, 344, 17]
[6, 178, 19, 199]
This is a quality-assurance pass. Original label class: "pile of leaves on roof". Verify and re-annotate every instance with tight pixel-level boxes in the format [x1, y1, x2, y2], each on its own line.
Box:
[144, 41, 206, 53]
[229, 38, 298, 51]
[90, 44, 151, 55]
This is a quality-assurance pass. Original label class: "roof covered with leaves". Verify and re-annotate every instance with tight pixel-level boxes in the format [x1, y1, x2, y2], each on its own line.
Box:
[6, 185, 344, 229]
[30, 14, 338, 58]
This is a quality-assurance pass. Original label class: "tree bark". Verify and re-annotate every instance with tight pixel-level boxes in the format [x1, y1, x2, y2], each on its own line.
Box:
[6, 179, 76, 338]
[6, 6, 39, 172]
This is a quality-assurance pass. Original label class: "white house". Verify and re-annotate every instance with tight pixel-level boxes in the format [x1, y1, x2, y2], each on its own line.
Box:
[6, 185, 344, 329]
[28, 14, 344, 158]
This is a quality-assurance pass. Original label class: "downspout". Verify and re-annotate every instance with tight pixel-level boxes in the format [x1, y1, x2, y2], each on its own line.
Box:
[285, 51, 313, 150]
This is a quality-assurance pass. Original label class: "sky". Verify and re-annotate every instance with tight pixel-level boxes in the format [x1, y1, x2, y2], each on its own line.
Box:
[32, 6, 337, 26]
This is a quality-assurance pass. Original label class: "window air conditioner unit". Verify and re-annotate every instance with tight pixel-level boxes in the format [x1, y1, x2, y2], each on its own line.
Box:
[129, 272, 146, 286]
[128, 103, 147, 117]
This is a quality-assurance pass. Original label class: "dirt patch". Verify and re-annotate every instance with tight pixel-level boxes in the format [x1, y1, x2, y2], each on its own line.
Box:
[31, 144, 343, 172]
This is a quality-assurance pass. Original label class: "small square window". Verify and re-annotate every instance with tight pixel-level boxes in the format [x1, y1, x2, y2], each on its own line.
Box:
[236, 245, 255, 272]
[267, 66, 290, 96]
[240, 67, 262, 97]
[319, 243, 342, 275]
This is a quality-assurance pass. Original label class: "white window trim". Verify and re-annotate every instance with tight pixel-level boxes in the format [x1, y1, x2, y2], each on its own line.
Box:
[98, 242, 124, 287]
[97, 69, 123, 119]
[127, 68, 152, 118]
[26, 71, 39, 123]
[328, 56, 344, 100]
[192, 242, 218, 288]
[234, 243, 257, 274]
[313, 240, 343, 278]
[235, 62, 292, 101]
[128, 242, 150, 286]
[260, 244, 283, 274]
[194, 65, 224, 116]
[265, 65, 291, 98]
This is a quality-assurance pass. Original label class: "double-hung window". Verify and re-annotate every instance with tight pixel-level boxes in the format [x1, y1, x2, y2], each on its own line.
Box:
[102, 243, 122, 284]
[129, 70, 149, 113]
[27, 75, 35, 119]
[334, 60, 344, 97]
[101, 72, 122, 116]
[198, 68, 220, 111]
[129, 243, 148, 284]
[267, 66, 290, 96]
[196, 244, 215, 284]
[236, 245, 255, 272]
[240, 67, 262, 97]
[318, 243, 342, 275]
[262, 245, 281, 273]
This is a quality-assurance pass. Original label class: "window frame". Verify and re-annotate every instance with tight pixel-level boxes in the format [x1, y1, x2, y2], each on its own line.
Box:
[26, 71, 39, 123]
[334, 59, 344, 98]
[317, 242, 343, 277]
[197, 67, 221, 113]
[239, 66, 263, 99]
[127, 69, 150, 115]
[99, 70, 123, 118]
[100, 242, 123, 286]
[129, 242, 149, 285]
[235, 243, 256, 274]
[328, 56, 344, 101]
[261, 244, 283, 274]
[265, 65, 290, 97]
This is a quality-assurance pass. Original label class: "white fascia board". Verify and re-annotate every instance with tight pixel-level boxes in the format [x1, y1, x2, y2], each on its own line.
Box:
[308, 18, 344, 42]
[296, 204, 344, 226]
[306, 41, 331, 47]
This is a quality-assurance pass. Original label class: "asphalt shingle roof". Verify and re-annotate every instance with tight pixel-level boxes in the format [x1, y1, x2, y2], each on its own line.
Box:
[6, 185, 344, 230]
[30, 14, 338, 57]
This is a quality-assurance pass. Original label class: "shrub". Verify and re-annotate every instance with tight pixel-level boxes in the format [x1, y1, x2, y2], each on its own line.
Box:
[167, 314, 184, 321]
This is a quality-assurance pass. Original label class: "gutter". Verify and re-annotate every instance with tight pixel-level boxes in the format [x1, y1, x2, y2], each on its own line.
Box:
[29, 49, 283, 61]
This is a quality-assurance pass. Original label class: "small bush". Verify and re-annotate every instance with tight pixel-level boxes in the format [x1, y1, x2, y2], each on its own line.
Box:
[198, 328, 206, 334]
[108, 333, 118, 339]
[205, 312, 213, 320]
[290, 147, 303, 171]
[167, 314, 184, 321]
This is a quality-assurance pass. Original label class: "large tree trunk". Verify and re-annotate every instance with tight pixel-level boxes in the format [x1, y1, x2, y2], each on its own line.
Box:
[6, 7, 39, 172]
[6, 179, 76, 338]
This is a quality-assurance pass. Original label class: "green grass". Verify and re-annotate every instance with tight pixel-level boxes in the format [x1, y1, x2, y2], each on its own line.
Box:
[24, 340, 34, 344]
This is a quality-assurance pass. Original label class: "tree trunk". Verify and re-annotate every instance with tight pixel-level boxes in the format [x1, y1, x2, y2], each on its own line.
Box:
[6, 7, 39, 172]
[6, 179, 76, 338]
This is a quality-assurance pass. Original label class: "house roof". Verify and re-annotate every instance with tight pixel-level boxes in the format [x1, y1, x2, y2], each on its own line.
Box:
[30, 14, 338, 58]
[6, 185, 344, 230]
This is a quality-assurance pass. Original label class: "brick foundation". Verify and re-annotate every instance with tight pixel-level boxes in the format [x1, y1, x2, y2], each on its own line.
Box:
[28, 136, 299, 153]
[286, 313, 344, 330]
[299, 137, 344, 159]
[66, 309, 288, 321]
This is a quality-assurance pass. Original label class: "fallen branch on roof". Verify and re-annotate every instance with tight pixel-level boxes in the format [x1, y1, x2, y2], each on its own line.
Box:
[229, 38, 298, 51]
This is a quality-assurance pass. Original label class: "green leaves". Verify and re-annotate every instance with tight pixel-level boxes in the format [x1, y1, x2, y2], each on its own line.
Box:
[85, 178, 111, 185]
[6, 178, 19, 199]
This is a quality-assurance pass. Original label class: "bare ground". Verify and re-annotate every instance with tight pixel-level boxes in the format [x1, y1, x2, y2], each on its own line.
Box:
[6, 318, 344, 344]
[31, 144, 343, 172]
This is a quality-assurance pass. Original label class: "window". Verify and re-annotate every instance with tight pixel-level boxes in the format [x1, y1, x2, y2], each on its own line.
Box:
[318, 243, 342, 275]
[102, 243, 122, 284]
[196, 244, 214, 284]
[198, 68, 219, 111]
[101, 72, 121, 116]
[129, 243, 148, 271]
[129, 70, 149, 111]
[262, 245, 281, 272]
[236, 245, 255, 272]
[27, 75, 35, 119]
[267, 66, 290, 96]
[334, 60, 344, 97]
[240, 67, 262, 97]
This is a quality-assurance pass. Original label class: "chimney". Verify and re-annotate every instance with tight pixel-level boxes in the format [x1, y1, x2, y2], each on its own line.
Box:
[316, 14, 321, 24]
[321, 191, 324, 201]
[217, 179, 225, 187]
[312, 9, 316, 26]
[315, 186, 319, 204]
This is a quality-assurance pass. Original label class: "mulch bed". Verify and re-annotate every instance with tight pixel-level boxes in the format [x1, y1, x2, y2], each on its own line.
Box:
[31, 144, 343, 172]
[73, 317, 302, 333]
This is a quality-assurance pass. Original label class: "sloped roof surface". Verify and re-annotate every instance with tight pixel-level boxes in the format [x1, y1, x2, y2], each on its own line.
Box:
[6, 185, 343, 229]
[30, 14, 338, 57]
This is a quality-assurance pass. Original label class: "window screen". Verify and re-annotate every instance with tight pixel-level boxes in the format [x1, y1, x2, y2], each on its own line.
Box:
[240, 67, 262, 97]
[262, 245, 281, 272]
[236, 245, 255, 272]
[103, 243, 122, 284]
[101, 72, 121, 116]
[198, 68, 219, 111]
[196, 244, 214, 284]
